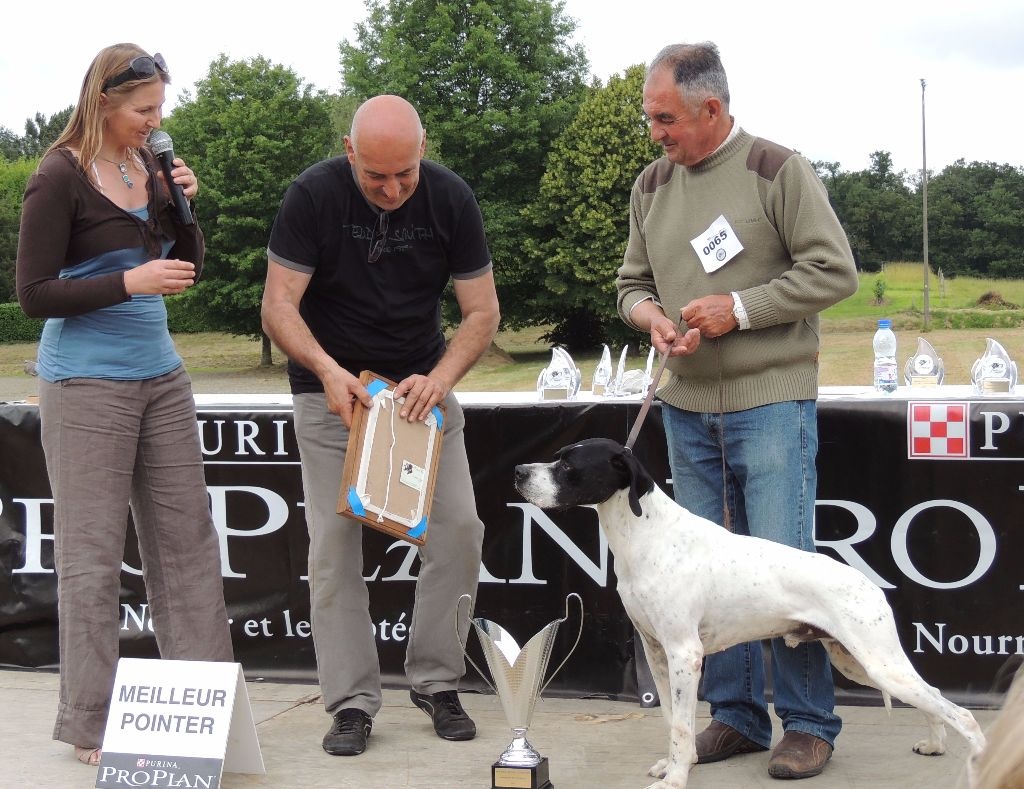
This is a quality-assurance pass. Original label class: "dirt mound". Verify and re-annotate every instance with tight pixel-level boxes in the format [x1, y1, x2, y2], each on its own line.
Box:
[481, 341, 515, 364]
[976, 291, 1021, 309]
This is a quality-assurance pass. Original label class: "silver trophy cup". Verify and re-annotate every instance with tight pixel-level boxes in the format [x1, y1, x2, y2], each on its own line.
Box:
[458, 593, 582, 789]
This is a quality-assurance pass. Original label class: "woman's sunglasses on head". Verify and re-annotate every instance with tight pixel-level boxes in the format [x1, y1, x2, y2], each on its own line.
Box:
[103, 53, 168, 91]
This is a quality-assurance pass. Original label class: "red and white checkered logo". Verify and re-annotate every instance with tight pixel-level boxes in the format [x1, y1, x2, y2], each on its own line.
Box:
[908, 402, 969, 459]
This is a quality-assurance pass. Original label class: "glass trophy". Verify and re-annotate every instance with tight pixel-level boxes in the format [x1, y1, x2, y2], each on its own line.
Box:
[604, 346, 656, 397]
[641, 346, 656, 397]
[904, 337, 944, 387]
[591, 345, 612, 395]
[971, 338, 1018, 395]
[605, 346, 629, 397]
[536, 347, 581, 400]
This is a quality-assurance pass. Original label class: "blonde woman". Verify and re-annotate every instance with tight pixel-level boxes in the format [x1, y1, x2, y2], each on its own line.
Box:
[970, 665, 1024, 788]
[16, 43, 233, 766]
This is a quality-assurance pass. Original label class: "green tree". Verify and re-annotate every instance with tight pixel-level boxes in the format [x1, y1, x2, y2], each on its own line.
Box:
[928, 160, 1024, 278]
[816, 151, 918, 269]
[0, 157, 39, 302]
[1, 108, 73, 162]
[339, 0, 589, 328]
[0, 128, 21, 162]
[328, 94, 360, 158]
[18, 108, 74, 159]
[521, 65, 660, 349]
[164, 56, 334, 364]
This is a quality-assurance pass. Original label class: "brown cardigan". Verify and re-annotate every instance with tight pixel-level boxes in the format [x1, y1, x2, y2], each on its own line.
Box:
[16, 146, 204, 319]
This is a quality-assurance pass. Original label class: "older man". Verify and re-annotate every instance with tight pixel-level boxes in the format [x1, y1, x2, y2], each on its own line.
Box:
[616, 43, 858, 780]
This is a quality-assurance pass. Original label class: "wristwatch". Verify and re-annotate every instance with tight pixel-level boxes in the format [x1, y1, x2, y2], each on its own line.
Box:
[730, 292, 749, 330]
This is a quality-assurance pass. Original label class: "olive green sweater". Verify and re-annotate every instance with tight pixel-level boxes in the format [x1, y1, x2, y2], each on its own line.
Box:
[616, 128, 858, 413]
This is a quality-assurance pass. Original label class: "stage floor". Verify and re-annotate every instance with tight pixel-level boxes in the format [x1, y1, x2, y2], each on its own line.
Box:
[5, 669, 990, 788]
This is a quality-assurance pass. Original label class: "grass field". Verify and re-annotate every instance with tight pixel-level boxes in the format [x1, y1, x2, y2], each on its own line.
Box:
[2, 263, 1022, 397]
[823, 262, 1024, 329]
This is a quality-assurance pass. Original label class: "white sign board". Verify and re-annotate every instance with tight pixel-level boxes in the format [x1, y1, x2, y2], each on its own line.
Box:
[95, 658, 263, 788]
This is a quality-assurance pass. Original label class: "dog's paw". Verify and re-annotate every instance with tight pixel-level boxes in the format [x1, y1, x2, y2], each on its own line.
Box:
[647, 757, 669, 778]
[644, 773, 688, 789]
[645, 762, 690, 788]
[912, 738, 946, 756]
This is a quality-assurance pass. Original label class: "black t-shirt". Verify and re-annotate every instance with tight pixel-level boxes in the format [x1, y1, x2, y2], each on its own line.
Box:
[267, 157, 492, 393]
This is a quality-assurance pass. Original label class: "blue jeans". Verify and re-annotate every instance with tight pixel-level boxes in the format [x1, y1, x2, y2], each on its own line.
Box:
[662, 400, 841, 748]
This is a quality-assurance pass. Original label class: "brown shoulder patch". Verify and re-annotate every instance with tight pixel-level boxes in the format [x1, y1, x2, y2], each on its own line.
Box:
[746, 138, 796, 182]
[638, 158, 675, 194]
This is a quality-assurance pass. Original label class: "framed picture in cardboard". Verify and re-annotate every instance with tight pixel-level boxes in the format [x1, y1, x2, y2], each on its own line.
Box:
[337, 371, 445, 545]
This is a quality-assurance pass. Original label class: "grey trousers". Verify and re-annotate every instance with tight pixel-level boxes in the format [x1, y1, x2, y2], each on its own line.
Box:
[39, 367, 234, 748]
[292, 391, 484, 718]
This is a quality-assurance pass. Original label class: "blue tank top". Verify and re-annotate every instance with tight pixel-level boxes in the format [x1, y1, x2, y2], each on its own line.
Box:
[36, 207, 183, 382]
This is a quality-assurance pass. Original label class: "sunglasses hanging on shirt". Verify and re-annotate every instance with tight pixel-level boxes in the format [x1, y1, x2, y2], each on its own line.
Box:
[368, 211, 390, 263]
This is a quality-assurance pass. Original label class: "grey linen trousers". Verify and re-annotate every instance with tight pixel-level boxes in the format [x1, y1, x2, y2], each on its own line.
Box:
[39, 367, 233, 748]
[292, 391, 485, 717]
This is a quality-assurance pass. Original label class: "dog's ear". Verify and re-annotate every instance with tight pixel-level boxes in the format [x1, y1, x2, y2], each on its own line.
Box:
[612, 449, 646, 517]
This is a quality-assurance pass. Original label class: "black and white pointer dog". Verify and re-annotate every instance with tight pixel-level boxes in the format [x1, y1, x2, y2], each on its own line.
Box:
[513, 438, 985, 789]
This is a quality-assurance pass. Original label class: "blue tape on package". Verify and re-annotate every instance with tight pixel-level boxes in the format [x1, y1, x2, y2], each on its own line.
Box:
[367, 378, 388, 398]
[431, 406, 444, 428]
[347, 487, 366, 516]
[407, 518, 428, 539]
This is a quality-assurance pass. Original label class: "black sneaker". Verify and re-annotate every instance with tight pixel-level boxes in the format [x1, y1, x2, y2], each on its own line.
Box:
[410, 689, 477, 741]
[322, 708, 372, 756]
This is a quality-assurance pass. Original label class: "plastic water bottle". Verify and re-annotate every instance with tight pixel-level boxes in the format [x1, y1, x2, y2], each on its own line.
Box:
[872, 319, 898, 393]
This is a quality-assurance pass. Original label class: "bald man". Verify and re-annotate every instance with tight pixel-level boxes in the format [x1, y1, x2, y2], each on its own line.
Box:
[262, 95, 500, 756]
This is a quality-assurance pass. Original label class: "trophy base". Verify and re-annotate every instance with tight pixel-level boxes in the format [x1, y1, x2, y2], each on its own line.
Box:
[981, 378, 1012, 394]
[492, 757, 552, 788]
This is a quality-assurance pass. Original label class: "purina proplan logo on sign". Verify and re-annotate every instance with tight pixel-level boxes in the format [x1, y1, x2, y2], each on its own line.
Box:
[908, 401, 1024, 460]
[96, 756, 220, 788]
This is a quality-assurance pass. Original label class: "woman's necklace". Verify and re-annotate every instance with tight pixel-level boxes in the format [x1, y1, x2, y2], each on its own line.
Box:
[97, 150, 134, 189]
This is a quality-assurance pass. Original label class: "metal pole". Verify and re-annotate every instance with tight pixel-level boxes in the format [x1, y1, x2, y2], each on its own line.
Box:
[921, 78, 930, 331]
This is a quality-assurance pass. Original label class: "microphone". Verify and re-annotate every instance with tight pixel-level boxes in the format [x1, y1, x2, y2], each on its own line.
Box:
[148, 130, 195, 225]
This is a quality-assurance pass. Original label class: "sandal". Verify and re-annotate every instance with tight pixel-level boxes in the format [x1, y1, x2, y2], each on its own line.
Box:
[74, 746, 102, 766]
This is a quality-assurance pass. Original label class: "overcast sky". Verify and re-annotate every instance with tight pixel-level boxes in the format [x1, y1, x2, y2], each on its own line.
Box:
[3, 0, 1022, 176]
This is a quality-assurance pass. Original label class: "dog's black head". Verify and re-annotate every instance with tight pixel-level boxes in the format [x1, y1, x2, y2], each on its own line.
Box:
[513, 438, 654, 516]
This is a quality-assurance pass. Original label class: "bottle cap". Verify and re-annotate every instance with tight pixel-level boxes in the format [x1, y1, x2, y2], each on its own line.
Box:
[878, 319, 892, 328]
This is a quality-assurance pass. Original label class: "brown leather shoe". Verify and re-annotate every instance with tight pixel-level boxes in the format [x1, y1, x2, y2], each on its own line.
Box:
[767, 730, 833, 779]
[695, 720, 768, 764]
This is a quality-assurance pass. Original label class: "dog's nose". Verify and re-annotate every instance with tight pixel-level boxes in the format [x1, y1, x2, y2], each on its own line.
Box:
[513, 466, 526, 485]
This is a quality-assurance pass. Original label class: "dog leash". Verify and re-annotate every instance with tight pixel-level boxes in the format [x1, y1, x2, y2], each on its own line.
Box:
[714, 339, 732, 531]
[623, 332, 733, 533]
[624, 347, 673, 452]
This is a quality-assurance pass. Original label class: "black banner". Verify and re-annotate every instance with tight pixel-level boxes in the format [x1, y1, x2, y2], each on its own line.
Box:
[2, 394, 1022, 704]
[815, 396, 1024, 705]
